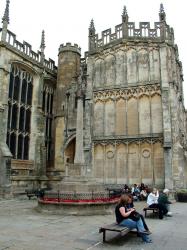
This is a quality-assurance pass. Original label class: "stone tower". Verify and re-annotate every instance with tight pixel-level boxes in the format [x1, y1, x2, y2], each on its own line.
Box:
[85, 4, 187, 189]
[54, 43, 81, 172]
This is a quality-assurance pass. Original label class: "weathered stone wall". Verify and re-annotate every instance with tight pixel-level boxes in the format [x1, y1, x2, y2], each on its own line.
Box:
[88, 42, 186, 188]
[92, 46, 160, 87]
[0, 43, 56, 191]
[93, 141, 164, 186]
[93, 91, 162, 137]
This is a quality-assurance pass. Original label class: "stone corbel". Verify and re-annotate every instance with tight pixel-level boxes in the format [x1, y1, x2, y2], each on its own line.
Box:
[0, 67, 9, 74]
[0, 104, 4, 112]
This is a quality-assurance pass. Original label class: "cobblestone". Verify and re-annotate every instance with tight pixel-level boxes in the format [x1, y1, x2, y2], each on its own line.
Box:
[0, 198, 186, 250]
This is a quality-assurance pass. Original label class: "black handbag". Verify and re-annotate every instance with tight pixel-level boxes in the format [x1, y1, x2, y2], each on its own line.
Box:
[129, 211, 141, 221]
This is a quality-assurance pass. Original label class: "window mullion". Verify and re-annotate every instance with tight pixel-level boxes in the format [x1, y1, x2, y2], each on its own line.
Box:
[45, 90, 48, 114]
[25, 75, 29, 105]
[21, 135, 25, 160]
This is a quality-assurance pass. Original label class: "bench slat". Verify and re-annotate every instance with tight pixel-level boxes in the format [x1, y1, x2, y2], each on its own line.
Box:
[99, 223, 130, 242]
[100, 224, 129, 232]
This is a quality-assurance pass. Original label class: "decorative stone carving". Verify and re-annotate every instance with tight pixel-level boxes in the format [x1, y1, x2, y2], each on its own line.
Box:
[94, 84, 161, 102]
[142, 149, 150, 158]
[106, 151, 114, 159]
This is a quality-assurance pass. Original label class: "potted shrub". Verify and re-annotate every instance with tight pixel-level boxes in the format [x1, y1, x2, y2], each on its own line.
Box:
[176, 189, 187, 202]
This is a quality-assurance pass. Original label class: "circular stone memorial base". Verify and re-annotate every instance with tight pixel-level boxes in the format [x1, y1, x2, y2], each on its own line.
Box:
[37, 198, 118, 215]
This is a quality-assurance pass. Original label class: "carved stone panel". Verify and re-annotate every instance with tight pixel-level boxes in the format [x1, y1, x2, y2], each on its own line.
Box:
[153, 142, 164, 186]
[139, 95, 151, 134]
[140, 143, 152, 183]
[149, 49, 160, 82]
[105, 54, 115, 86]
[151, 94, 163, 133]
[138, 49, 149, 83]
[116, 144, 128, 183]
[128, 143, 140, 184]
[127, 49, 137, 85]
[94, 59, 102, 88]
[127, 97, 138, 135]
[105, 100, 115, 136]
[94, 101, 104, 136]
[94, 144, 104, 178]
[105, 144, 115, 182]
[116, 99, 126, 135]
[94, 58, 105, 88]
[116, 50, 125, 85]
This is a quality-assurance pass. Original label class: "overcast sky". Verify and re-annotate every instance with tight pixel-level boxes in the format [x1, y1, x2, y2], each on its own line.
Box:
[1, 0, 186, 107]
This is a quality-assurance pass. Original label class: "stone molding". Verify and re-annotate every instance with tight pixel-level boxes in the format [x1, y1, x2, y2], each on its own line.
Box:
[94, 83, 161, 102]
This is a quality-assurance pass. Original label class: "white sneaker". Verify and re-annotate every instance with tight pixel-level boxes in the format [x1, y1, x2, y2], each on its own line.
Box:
[166, 211, 172, 217]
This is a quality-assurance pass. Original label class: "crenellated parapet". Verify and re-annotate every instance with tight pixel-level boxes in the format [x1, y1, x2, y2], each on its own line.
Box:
[89, 21, 174, 52]
[0, 28, 57, 73]
[59, 42, 81, 56]
[88, 4, 174, 52]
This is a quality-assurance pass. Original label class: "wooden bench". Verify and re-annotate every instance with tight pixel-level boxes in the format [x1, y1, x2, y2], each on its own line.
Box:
[25, 189, 38, 200]
[106, 188, 123, 198]
[99, 223, 131, 242]
[25, 188, 46, 200]
[143, 207, 159, 218]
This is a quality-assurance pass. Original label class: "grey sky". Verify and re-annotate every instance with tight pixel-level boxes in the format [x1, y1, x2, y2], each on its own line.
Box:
[1, 0, 186, 107]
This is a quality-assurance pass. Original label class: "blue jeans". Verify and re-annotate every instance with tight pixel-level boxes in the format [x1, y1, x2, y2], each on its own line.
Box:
[119, 218, 150, 242]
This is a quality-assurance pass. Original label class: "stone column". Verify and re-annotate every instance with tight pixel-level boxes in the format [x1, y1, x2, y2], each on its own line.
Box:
[30, 73, 46, 177]
[74, 91, 84, 164]
[160, 45, 173, 189]
[83, 57, 93, 174]
[164, 147, 173, 189]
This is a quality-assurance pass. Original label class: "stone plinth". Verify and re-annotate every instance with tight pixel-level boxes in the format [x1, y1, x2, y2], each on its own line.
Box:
[37, 199, 117, 215]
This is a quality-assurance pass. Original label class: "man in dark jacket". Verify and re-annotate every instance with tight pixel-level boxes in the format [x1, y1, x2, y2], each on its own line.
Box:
[158, 188, 172, 217]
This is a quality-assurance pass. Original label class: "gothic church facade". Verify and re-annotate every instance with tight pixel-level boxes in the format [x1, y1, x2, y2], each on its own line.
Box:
[0, 1, 187, 195]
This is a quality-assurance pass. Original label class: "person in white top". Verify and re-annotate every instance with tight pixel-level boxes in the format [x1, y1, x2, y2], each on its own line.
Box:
[147, 188, 166, 219]
[147, 188, 159, 206]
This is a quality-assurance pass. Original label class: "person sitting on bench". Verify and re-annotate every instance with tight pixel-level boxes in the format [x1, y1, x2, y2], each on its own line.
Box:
[147, 188, 167, 219]
[115, 194, 152, 243]
[131, 184, 141, 201]
[158, 188, 172, 217]
[127, 194, 151, 234]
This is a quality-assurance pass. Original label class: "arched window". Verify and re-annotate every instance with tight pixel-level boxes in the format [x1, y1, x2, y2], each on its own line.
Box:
[6, 65, 33, 160]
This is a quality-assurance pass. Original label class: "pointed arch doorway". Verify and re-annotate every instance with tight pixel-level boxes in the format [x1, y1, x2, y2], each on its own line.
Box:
[64, 136, 76, 164]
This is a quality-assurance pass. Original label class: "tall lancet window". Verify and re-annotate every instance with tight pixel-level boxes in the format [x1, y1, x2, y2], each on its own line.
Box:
[6, 65, 33, 159]
[42, 84, 54, 165]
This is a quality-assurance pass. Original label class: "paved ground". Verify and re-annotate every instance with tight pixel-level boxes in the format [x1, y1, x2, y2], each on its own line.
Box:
[0, 197, 187, 250]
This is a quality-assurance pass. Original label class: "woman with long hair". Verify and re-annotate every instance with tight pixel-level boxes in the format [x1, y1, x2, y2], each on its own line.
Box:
[115, 194, 152, 243]
[126, 194, 151, 233]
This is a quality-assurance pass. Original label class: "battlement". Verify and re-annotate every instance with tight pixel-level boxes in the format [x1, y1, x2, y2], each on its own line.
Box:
[89, 21, 174, 52]
[59, 42, 81, 55]
[0, 28, 57, 73]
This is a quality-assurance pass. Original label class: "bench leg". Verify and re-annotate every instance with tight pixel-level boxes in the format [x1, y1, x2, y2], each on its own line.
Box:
[103, 230, 106, 243]
[145, 210, 147, 218]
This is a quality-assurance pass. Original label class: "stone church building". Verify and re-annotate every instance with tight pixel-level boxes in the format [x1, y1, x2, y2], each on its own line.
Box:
[0, 1, 187, 195]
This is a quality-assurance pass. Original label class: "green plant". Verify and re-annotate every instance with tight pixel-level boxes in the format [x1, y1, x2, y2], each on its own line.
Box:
[176, 189, 187, 193]
[176, 189, 187, 202]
